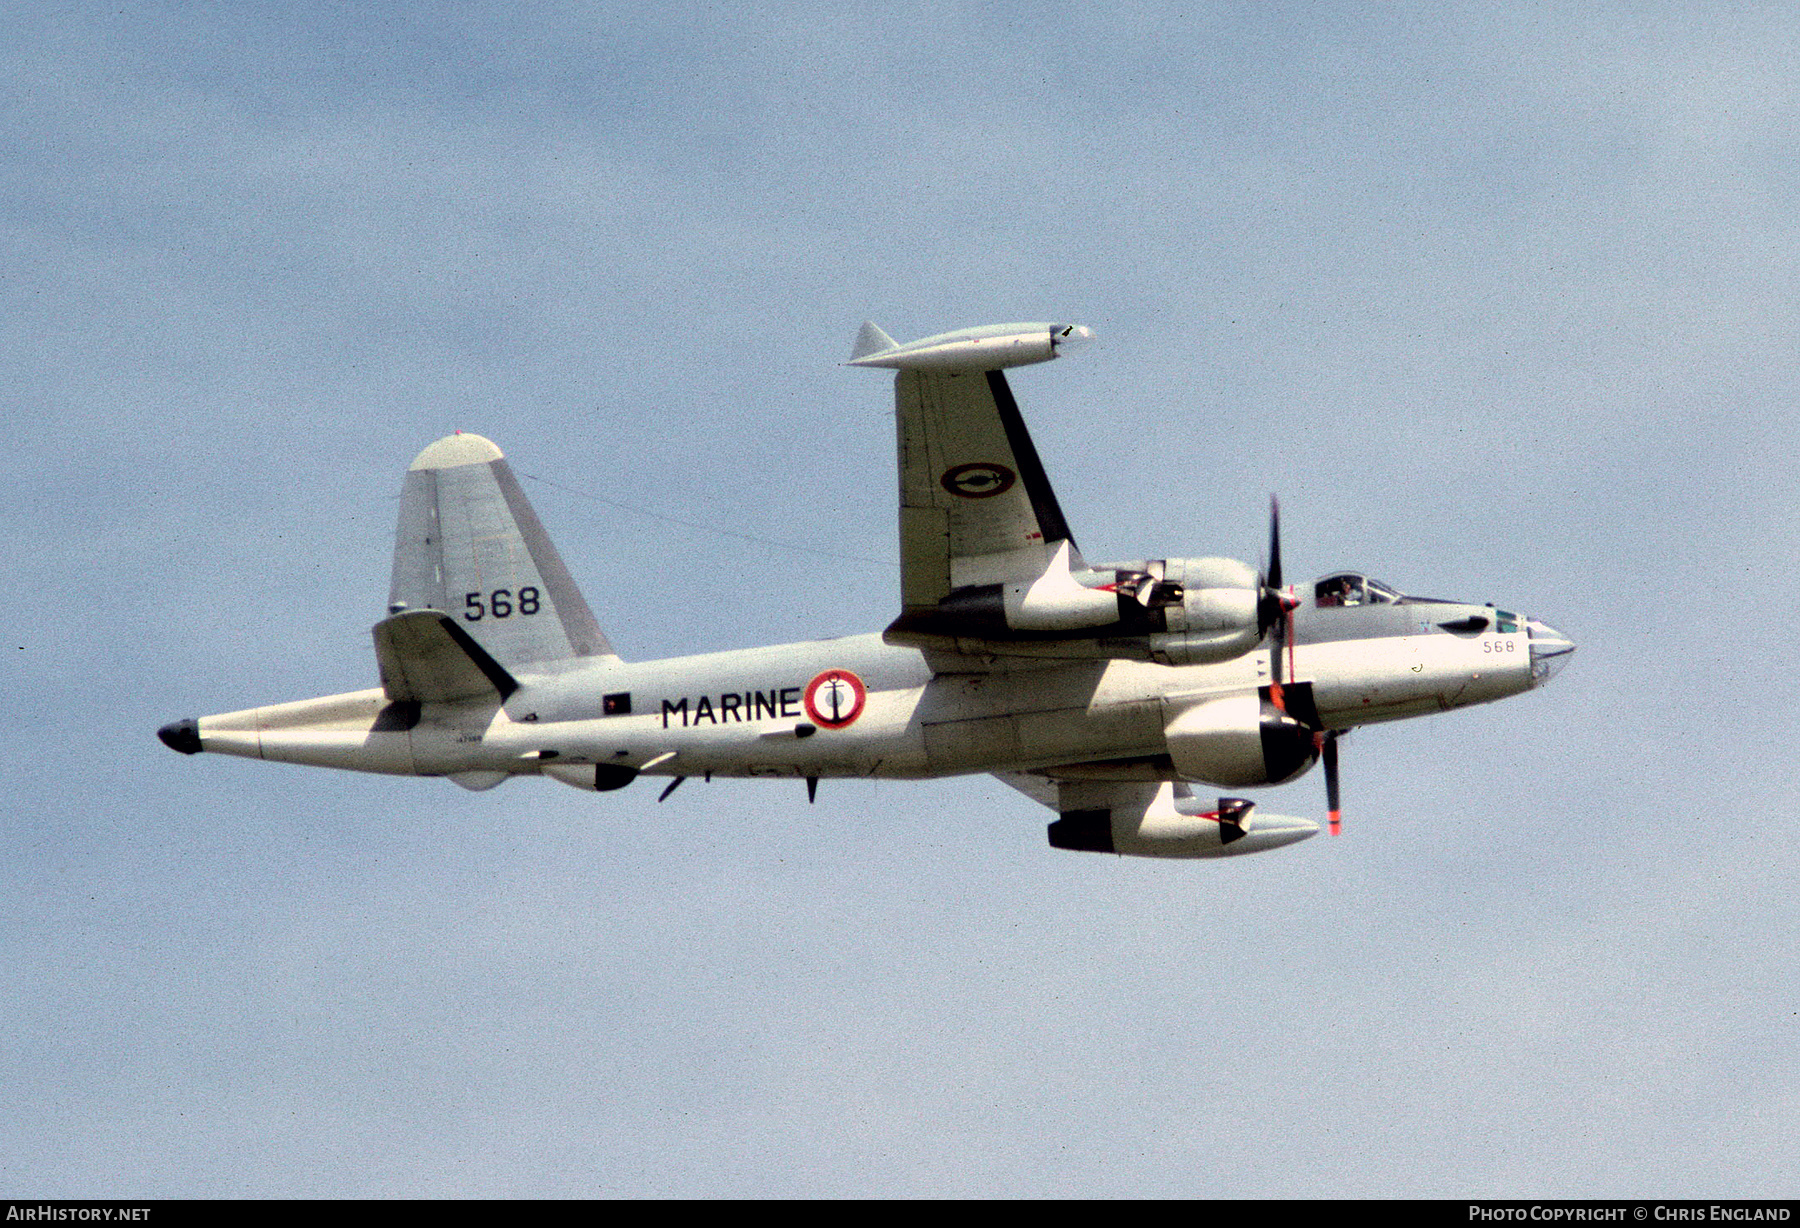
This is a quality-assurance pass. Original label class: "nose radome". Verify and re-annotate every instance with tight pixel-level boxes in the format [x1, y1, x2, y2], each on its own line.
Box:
[1526, 618, 1575, 686]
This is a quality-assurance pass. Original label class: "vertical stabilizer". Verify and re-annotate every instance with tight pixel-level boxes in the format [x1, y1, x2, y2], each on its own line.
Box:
[389, 433, 617, 669]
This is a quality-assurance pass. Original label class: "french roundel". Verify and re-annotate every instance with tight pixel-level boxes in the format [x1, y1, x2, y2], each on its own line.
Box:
[803, 669, 867, 729]
[940, 461, 1016, 499]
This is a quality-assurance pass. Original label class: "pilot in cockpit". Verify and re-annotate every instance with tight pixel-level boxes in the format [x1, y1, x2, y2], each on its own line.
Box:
[1315, 574, 1363, 607]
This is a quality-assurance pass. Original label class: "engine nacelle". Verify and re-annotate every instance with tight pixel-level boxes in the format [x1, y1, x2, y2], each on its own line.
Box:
[1000, 540, 1132, 631]
[886, 553, 1265, 659]
[1163, 691, 1318, 787]
[1147, 557, 1262, 665]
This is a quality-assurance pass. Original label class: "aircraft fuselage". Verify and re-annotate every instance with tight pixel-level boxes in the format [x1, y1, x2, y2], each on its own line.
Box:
[180, 595, 1543, 790]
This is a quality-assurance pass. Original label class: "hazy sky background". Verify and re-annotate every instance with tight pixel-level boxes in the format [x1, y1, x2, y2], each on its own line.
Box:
[5, 1, 1797, 1198]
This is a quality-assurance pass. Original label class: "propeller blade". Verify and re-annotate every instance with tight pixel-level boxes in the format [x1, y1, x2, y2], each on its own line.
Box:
[1266, 495, 1283, 593]
[1260, 496, 1296, 694]
[1270, 611, 1287, 692]
[1323, 730, 1342, 835]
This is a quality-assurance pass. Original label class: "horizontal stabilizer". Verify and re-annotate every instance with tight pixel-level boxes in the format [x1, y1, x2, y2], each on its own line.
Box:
[372, 610, 519, 704]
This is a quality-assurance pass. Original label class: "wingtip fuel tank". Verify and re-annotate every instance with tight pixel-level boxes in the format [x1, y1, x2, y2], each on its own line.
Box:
[847, 321, 1094, 371]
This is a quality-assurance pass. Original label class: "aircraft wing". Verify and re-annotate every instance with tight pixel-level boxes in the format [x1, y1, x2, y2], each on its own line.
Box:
[893, 366, 1080, 612]
[852, 321, 1268, 670]
[851, 321, 1148, 659]
[990, 769, 1059, 808]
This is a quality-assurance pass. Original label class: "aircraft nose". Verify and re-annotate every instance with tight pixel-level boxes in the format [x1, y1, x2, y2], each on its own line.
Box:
[1526, 618, 1576, 686]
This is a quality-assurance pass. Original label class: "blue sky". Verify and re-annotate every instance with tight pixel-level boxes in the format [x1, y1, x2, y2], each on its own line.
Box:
[4, 2, 1797, 1197]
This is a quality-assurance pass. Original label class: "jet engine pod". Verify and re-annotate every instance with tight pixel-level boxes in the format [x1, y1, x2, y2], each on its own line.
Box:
[1163, 691, 1318, 787]
[1047, 784, 1320, 858]
[1147, 557, 1262, 665]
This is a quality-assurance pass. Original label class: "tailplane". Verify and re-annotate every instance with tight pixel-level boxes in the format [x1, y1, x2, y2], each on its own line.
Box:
[389, 433, 617, 671]
[372, 609, 519, 703]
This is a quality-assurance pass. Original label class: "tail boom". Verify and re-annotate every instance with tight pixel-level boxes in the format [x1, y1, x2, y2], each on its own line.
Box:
[175, 689, 421, 775]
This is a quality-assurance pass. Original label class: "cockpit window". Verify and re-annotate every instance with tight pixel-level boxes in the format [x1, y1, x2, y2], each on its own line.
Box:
[1315, 574, 1362, 606]
[1315, 573, 1402, 607]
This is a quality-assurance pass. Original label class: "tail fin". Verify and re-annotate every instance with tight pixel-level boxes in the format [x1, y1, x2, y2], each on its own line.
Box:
[388, 433, 618, 670]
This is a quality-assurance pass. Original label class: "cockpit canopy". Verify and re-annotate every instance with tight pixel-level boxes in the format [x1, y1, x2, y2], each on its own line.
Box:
[1313, 572, 1403, 608]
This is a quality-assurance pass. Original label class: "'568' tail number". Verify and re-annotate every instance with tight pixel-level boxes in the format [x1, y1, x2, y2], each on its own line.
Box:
[463, 587, 541, 621]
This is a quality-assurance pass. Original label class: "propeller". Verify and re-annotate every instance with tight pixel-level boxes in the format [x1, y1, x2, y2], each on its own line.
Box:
[1261, 498, 1346, 835]
[1258, 497, 1300, 697]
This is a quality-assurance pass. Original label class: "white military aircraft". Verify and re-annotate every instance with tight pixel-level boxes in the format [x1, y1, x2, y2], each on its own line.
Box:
[159, 321, 1574, 859]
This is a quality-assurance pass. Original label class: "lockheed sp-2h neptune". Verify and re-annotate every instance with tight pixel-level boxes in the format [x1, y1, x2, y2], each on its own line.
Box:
[159, 321, 1574, 859]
